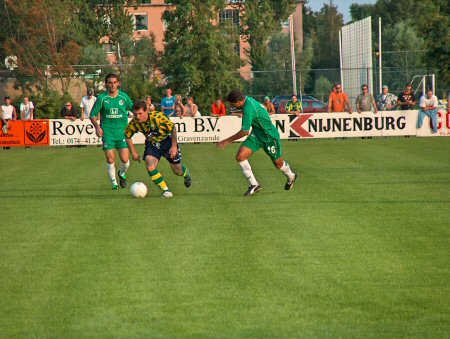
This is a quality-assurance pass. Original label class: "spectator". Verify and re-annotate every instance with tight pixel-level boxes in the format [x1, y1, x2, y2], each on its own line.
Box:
[376, 85, 398, 111]
[79, 89, 97, 121]
[285, 94, 302, 116]
[161, 88, 175, 117]
[263, 96, 276, 115]
[174, 94, 187, 117]
[355, 84, 378, 114]
[328, 83, 352, 113]
[1, 97, 16, 149]
[185, 96, 201, 117]
[1, 106, 8, 135]
[20, 96, 34, 120]
[146, 96, 155, 112]
[417, 89, 438, 134]
[1, 96, 17, 122]
[61, 102, 78, 121]
[397, 83, 416, 110]
[211, 98, 227, 117]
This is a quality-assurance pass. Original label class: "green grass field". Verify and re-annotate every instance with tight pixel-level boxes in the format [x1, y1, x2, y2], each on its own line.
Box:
[1, 137, 449, 337]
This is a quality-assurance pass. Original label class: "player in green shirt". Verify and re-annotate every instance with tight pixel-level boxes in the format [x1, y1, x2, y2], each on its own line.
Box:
[217, 89, 298, 196]
[90, 73, 133, 190]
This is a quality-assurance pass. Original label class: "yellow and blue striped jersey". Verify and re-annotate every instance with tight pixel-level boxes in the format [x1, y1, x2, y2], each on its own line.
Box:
[124, 111, 174, 143]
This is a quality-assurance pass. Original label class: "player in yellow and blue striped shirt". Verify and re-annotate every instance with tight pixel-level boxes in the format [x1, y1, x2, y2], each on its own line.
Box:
[124, 100, 191, 198]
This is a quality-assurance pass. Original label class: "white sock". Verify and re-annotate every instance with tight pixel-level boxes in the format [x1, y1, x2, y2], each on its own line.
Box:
[119, 160, 130, 176]
[107, 163, 117, 185]
[279, 161, 295, 181]
[239, 160, 258, 186]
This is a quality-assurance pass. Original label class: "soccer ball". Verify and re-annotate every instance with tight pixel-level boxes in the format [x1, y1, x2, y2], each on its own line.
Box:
[130, 182, 148, 198]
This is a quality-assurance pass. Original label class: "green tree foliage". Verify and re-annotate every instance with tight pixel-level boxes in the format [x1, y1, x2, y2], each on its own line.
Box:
[312, 3, 344, 69]
[77, 0, 134, 46]
[382, 21, 426, 89]
[237, 0, 293, 72]
[161, 0, 241, 113]
[118, 36, 160, 101]
[314, 76, 333, 102]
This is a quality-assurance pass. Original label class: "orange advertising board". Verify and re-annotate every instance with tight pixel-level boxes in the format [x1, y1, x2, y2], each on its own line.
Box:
[0, 120, 49, 147]
[24, 120, 50, 146]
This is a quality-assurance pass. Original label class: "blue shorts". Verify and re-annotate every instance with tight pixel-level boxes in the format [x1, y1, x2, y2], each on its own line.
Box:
[143, 137, 181, 164]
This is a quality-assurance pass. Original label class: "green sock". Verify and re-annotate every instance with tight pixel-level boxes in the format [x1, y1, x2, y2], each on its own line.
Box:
[148, 169, 169, 191]
[182, 164, 189, 177]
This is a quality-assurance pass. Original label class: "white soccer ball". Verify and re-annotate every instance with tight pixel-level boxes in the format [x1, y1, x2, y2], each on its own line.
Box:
[130, 182, 148, 198]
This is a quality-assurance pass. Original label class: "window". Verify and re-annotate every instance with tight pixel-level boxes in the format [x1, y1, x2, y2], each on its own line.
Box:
[219, 9, 239, 28]
[134, 14, 148, 31]
[140, 0, 151, 3]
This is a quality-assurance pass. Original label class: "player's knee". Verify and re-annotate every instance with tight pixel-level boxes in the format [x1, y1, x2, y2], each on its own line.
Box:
[236, 153, 247, 162]
[273, 158, 283, 169]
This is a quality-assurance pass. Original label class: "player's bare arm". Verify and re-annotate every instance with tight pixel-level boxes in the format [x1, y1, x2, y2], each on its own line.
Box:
[126, 137, 140, 161]
[170, 128, 178, 158]
[90, 116, 103, 137]
[217, 130, 249, 149]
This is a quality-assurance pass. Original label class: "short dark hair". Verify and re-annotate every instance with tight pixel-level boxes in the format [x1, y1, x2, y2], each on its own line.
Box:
[4, 96, 10, 100]
[226, 89, 245, 103]
[105, 73, 119, 82]
[132, 100, 147, 111]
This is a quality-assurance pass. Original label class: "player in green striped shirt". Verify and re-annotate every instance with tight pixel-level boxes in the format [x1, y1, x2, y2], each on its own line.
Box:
[124, 100, 191, 198]
[90, 73, 133, 190]
[217, 89, 297, 196]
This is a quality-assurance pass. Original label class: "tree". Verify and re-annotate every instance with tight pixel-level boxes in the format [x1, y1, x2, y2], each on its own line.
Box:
[119, 36, 160, 100]
[313, 76, 333, 102]
[382, 21, 426, 90]
[161, 0, 241, 112]
[312, 2, 344, 69]
[3, 0, 82, 94]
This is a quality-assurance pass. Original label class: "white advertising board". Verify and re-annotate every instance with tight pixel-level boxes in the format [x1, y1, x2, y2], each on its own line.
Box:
[48, 111, 448, 147]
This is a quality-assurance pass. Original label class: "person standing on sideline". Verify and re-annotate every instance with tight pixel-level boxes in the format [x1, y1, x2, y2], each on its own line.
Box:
[211, 98, 227, 117]
[263, 96, 275, 115]
[417, 89, 439, 133]
[1, 97, 16, 149]
[79, 89, 97, 121]
[285, 94, 302, 116]
[376, 85, 397, 111]
[20, 97, 34, 120]
[217, 89, 297, 196]
[328, 83, 352, 113]
[125, 100, 192, 198]
[185, 96, 200, 117]
[174, 94, 187, 117]
[90, 73, 133, 190]
[355, 84, 378, 113]
[1, 96, 17, 122]
[397, 83, 416, 110]
[161, 88, 175, 117]
[60, 102, 78, 121]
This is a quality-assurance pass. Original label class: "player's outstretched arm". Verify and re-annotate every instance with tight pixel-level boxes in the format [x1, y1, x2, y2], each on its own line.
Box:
[217, 130, 249, 149]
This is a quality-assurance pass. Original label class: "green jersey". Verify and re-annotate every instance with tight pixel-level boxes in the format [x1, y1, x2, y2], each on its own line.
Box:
[90, 90, 133, 140]
[242, 96, 280, 141]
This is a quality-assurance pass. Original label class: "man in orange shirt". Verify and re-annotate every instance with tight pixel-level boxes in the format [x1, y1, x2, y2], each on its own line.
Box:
[211, 98, 227, 117]
[327, 83, 352, 113]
